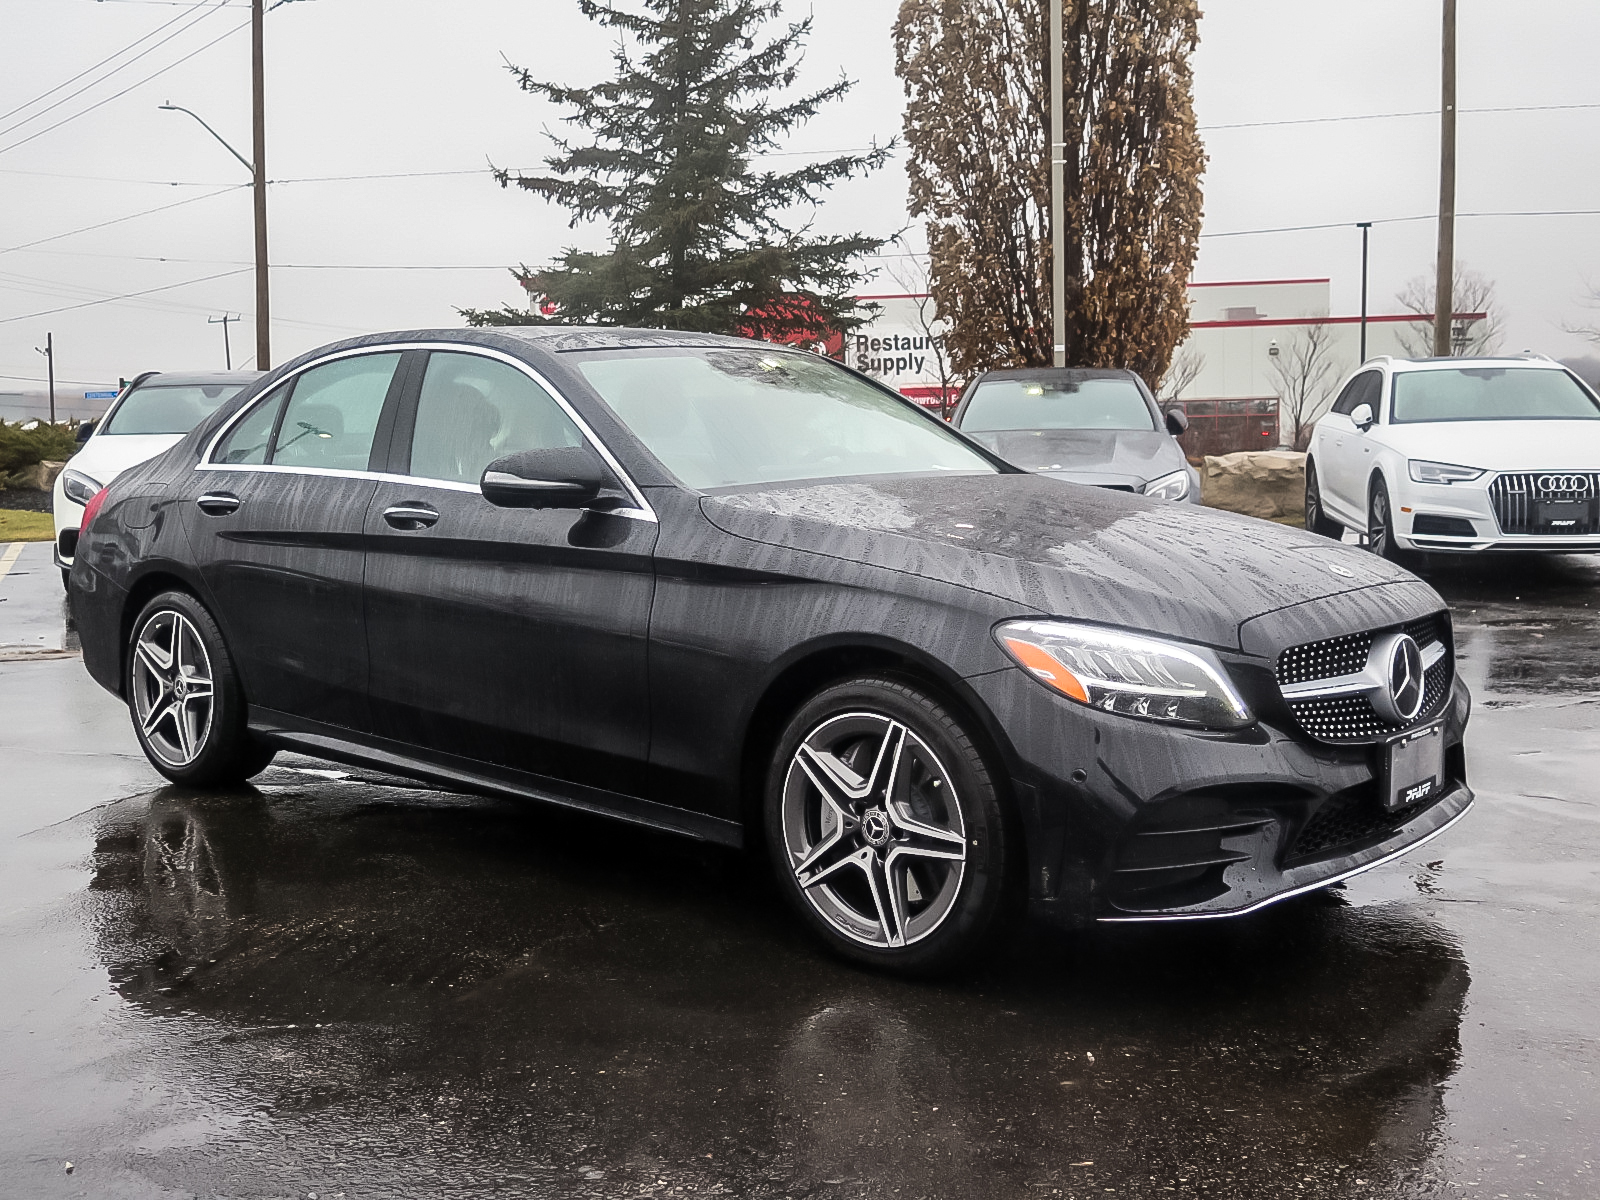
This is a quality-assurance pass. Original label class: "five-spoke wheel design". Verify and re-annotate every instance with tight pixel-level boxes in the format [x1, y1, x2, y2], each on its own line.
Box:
[131, 609, 216, 768]
[780, 711, 968, 950]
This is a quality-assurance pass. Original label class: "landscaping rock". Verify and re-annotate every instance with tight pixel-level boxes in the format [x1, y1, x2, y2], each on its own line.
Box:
[15, 460, 66, 492]
[1201, 451, 1306, 521]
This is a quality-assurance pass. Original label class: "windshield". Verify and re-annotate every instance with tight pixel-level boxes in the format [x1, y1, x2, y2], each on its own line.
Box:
[1390, 367, 1600, 424]
[574, 348, 997, 489]
[958, 376, 1156, 432]
[100, 383, 245, 435]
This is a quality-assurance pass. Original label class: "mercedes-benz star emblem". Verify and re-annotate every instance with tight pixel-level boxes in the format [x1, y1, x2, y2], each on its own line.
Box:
[1369, 632, 1425, 724]
[861, 807, 892, 848]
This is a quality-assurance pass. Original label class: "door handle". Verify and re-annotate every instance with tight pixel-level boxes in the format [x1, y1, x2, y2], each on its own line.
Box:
[196, 491, 240, 516]
[383, 503, 439, 530]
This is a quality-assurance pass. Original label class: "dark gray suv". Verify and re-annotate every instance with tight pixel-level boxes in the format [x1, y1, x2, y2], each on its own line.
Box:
[952, 367, 1200, 503]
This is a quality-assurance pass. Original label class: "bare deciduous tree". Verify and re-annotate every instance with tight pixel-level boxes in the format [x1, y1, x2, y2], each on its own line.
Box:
[1157, 344, 1205, 403]
[1268, 321, 1341, 450]
[1394, 264, 1504, 357]
[892, 0, 1205, 382]
[885, 252, 958, 416]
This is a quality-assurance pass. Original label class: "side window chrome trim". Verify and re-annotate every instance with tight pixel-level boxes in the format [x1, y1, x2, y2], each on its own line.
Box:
[198, 341, 657, 523]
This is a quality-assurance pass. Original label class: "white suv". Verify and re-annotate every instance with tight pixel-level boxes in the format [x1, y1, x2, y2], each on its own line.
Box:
[1304, 356, 1600, 558]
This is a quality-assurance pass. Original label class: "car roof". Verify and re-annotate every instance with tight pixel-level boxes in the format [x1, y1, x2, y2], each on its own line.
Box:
[134, 370, 264, 386]
[1379, 355, 1567, 374]
[970, 366, 1140, 381]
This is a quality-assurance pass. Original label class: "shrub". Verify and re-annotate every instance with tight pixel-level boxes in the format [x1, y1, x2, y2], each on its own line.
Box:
[0, 420, 79, 489]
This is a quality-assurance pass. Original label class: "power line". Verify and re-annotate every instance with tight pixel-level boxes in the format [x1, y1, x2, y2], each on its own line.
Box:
[0, 0, 213, 124]
[0, 0, 226, 140]
[0, 15, 252, 158]
[0, 268, 251, 325]
[1200, 208, 1600, 239]
[0, 184, 247, 255]
[1200, 101, 1600, 132]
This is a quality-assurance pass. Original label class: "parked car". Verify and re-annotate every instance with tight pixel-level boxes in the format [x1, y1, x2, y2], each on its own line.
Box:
[1305, 355, 1600, 557]
[950, 366, 1200, 502]
[71, 329, 1471, 973]
[53, 371, 260, 584]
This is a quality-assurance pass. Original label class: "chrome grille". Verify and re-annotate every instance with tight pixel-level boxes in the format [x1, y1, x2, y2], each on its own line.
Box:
[1489, 472, 1600, 536]
[1275, 615, 1453, 745]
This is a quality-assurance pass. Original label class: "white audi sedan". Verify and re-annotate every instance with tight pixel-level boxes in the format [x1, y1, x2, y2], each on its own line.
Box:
[1304, 355, 1600, 559]
[53, 370, 259, 585]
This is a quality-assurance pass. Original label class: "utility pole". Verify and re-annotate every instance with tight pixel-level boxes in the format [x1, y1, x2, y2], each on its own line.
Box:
[36, 333, 55, 423]
[1357, 222, 1372, 362]
[251, 0, 271, 370]
[1049, 0, 1065, 368]
[209, 313, 239, 370]
[1433, 0, 1457, 357]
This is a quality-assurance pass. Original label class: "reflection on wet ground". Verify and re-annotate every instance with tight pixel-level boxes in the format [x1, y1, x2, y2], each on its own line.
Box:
[80, 771, 1470, 1199]
[2, 543, 1598, 1198]
[1424, 553, 1600, 700]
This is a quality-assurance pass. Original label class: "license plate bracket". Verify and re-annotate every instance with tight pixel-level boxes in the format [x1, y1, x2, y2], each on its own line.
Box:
[1381, 721, 1446, 812]
[1537, 499, 1591, 529]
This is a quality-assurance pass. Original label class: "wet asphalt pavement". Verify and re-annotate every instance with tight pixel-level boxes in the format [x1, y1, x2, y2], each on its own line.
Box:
[1, 539, 1596, 1200]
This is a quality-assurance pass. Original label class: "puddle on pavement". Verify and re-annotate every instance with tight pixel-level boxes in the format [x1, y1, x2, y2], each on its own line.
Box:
[75, 767, 1473, 1198]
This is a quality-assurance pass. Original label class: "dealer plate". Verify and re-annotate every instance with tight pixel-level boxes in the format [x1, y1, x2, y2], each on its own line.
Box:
[1382, 721, 1446, 812]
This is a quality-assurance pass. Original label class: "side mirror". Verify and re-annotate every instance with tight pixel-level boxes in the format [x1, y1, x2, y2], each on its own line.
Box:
[75, 421, 97, 444]
[1350, 403, 1375, 431]
[479, 446, 620, 510]
[1164, 408, 1189, 436]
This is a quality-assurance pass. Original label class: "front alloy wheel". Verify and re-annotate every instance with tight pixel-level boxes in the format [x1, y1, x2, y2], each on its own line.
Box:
[1367, 476, 1414, 565]
[767, 678, 1015, 974]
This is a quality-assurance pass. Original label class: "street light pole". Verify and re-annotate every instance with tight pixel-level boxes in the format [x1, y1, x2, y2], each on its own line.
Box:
[1357, 222, 1372, 362]
[208, 313, 239, 370]
[251, 0, 270, 370]
[1049, 0, 1065, 368]
[36, 332, 55, 423]
[1433, 0, 1457, 357]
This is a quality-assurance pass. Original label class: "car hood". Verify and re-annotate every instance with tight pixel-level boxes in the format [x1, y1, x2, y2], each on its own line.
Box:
[960, 428, 1184, 489]
[66, 434, 186, 489]
[700, 473, 1428, 651]
[1375, 419, 1600, 472]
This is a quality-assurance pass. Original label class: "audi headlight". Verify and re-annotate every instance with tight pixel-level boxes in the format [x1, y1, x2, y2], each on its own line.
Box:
[1409, 460, 1484, 485]
[996, 619, 1253, 729]
[1144, 469, 1191, 502]
[61, 468, 103, 507]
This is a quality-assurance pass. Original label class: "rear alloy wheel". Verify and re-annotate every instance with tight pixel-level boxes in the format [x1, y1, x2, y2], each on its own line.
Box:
[127, 591, 275, 787]
[766, 677, 1016, 975]
[1304, 459, 1343, 538]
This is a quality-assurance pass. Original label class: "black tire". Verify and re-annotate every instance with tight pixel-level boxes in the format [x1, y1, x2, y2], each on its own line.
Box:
[1304, 459, 1343, 538]
[61, 567, 71, 591]
[764, 676, 1019, 975]
[1366, 476, 1416, 567]
[126, 590, 276, 787]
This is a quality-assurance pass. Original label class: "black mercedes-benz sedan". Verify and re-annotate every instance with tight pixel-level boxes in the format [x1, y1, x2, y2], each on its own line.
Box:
[70, 327, 1472, 973]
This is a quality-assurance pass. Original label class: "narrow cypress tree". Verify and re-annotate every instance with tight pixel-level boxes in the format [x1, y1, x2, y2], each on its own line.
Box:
[461, 0, 890, 342]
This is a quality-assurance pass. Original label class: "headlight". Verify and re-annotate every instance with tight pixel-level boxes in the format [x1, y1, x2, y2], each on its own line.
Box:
[1144, 469, 1191, 501]
[60, 468, 103, 507]
[1409, 460, 1484, 484]
[995, 619, 1253, 729]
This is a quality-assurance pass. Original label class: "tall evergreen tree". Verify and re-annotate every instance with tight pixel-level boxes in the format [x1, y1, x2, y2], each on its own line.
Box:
[461, 0, 890, 342]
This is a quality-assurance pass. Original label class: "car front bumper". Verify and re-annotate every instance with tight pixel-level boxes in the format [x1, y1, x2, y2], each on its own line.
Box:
[966, 665, 1473, 925]
[1395, 476, 1600, 552]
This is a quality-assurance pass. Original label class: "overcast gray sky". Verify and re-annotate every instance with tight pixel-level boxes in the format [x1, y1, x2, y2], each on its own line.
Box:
[2, 0, 1597, 390]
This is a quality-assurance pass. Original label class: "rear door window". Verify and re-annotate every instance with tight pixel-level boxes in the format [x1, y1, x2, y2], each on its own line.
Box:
[271, 353, 402, 471]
